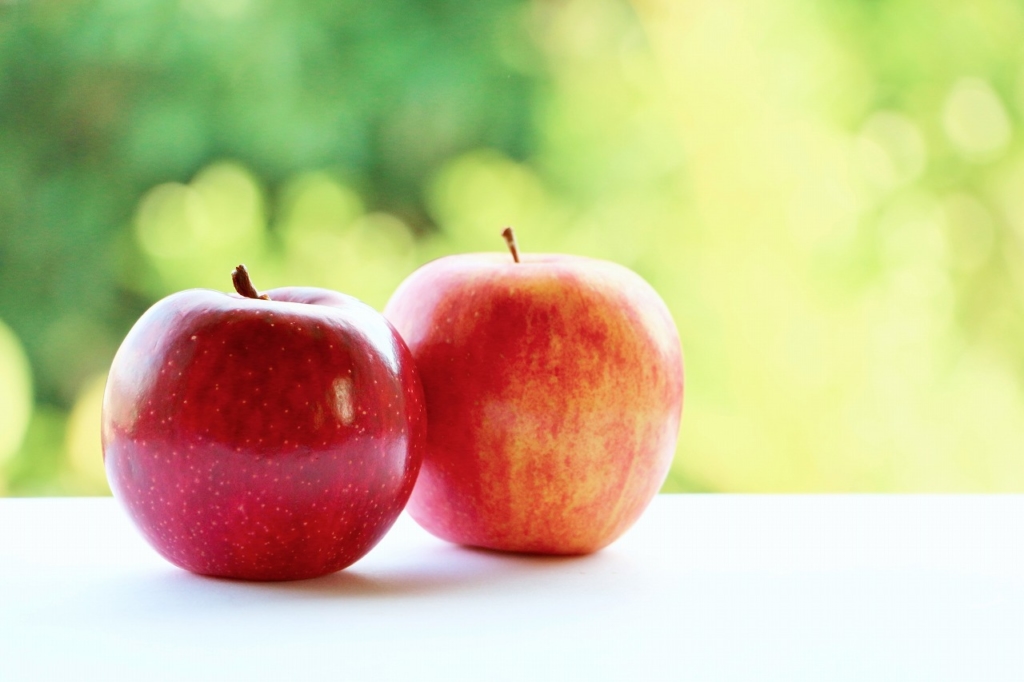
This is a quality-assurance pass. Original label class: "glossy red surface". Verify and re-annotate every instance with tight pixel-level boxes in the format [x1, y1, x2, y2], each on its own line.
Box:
[385, 253, 683, 554]
[103, 286, 425, 580]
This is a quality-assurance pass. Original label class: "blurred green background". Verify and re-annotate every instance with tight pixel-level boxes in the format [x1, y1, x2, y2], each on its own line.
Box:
[2, 0, 1024, 495]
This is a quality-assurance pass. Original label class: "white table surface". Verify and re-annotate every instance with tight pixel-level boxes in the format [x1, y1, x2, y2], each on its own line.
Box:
[2, 495, 1023, 681]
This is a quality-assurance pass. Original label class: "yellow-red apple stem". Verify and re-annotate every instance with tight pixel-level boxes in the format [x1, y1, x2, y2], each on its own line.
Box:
[501, 227, 521, 263]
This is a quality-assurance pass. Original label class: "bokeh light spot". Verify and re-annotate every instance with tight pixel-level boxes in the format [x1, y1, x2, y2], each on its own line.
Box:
[942, 78, 1012, 161]
[65, 373, 111, 495]
[0, 319, 33, 467]
[856, 111, 927, 191]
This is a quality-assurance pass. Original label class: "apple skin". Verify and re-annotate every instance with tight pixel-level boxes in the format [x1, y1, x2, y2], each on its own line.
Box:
[102, 286, 426, 581]
[383, 253, 683, 554]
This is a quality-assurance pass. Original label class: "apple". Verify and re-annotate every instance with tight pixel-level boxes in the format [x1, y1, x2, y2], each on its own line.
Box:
[102, 265, 426, 581]
[383, 228, 683, 554]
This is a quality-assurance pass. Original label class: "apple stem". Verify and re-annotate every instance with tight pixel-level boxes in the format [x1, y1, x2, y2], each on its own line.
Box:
[231, 264, 270, 300]
[501, 226, 521, 263]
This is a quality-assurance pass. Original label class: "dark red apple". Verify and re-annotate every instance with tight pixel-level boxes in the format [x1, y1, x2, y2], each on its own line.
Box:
[384, 229, 683, 554]
[102, 266, 425, 581]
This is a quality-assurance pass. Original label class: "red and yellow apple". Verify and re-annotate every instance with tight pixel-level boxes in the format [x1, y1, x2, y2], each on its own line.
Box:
[384, 230, 683, 554]
[102, 266, 425, 580]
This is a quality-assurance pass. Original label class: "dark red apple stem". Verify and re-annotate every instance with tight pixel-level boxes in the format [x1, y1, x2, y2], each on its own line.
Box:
[501, 226, 520, 263]
[231, 264, 270, 300]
